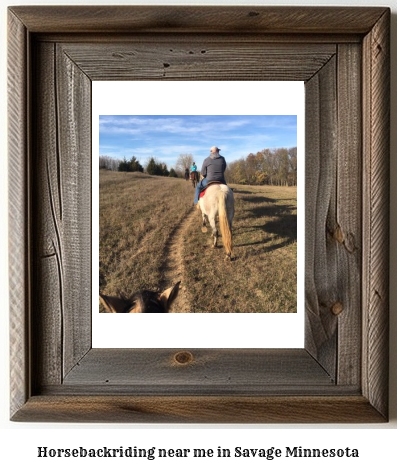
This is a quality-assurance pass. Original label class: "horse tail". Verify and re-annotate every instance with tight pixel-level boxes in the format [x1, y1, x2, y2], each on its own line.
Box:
[218, 188, 233, 258]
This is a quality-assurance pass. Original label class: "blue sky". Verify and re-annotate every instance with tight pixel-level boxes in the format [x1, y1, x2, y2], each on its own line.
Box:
[99, 115, 297, 170]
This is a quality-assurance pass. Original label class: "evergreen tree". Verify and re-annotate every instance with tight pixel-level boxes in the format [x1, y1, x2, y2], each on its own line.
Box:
[161, 163, 169, 177]
[118, 157, 130, 172]
[129, 156, 143, 172]
[118, 156, 144, 172]
[146, 157, 159, 175]
[146, 157, 170, 176]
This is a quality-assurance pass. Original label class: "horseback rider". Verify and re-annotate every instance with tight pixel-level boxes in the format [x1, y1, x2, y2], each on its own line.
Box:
[191, 162, 197, 173]
[193, 146, 227, 205]
[185, 168, 189, 180]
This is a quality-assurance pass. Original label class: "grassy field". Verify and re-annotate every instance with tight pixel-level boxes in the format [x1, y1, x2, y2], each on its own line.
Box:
[99, 170, 192, 296]
[99, 170, 297, 313]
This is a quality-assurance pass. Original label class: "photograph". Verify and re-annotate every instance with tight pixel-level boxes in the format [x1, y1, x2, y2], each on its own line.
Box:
[98, 114, 298, 314]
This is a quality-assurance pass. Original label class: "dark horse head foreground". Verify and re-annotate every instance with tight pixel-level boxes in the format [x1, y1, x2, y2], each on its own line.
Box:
[99, 281, 180, 313]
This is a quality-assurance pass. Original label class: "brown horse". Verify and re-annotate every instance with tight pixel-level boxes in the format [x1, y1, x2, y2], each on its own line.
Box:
[190, 171, 199, 188]
[99, 281, 180, 313]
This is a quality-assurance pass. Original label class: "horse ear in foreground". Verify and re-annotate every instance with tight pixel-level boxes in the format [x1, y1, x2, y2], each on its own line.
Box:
[199, 183, 234, 260]
[99, 281, 180, 313]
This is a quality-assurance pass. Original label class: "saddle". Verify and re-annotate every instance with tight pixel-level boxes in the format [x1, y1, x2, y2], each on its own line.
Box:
[199, 181, 224, 199]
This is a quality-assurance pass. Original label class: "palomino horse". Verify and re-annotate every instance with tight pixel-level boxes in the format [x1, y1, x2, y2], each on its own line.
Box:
[198, 183, 234, 260]
[99, 281, 180, 313]
[190, 171, 199, 188]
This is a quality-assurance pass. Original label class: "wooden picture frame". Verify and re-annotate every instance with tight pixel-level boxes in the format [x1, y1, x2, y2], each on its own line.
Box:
[8, 6, 390, 423]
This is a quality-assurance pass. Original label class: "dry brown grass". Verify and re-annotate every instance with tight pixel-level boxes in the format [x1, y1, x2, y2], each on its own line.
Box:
[99, 171, 192, 297]
[99, 170, 297, 313]
[183, 184, 297, 312]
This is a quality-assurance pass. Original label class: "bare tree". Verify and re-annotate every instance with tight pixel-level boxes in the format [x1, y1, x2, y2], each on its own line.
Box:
[226, 147, 297, 186]
[175, 153, 194, 176]
[99, 155, 121, 171]
[288, 147, 298, 186]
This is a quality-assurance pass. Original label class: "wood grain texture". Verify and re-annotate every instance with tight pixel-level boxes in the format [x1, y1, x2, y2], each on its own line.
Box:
[304, 43, 363, 386]
[8, 6, 390, 423]
[34, 33, 363, 45]
[60, 43, 335, 81]
[362, 9, 390, 419]
[304, 57, 338, 377]
[55, 44, 92, 377]
[32, 42, 63, 387]
[8, 10, 30, 419]
[9, 6, 387, 34]
[32, 42, 92, 388]
[62, 349, 334, 392]
[336, 44, 362, 386]
[11, 396, 385, 424]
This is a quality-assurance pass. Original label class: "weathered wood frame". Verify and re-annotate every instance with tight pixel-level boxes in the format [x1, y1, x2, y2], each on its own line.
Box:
[8, 6, 390, 423]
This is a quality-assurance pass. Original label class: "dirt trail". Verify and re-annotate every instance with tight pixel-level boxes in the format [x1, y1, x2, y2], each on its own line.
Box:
[161, 208, 199, 313]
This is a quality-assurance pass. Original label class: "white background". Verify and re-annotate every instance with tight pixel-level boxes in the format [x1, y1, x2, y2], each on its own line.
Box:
[92, 81, 305, 348]
[1, 0, 396, 469]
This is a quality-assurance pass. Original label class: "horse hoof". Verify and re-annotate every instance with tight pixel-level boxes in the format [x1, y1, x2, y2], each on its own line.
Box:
[201, 227, 208, 233]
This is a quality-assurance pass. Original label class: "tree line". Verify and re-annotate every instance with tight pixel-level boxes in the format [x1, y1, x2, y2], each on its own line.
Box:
[99, 147, 297, 186]
[99, 155, 178, 177]
[174, 149, 297, 186]
[225, 147, 297, 186]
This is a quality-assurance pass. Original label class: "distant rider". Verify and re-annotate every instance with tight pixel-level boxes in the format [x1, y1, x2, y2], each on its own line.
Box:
[191, 162, 197, 173]
[185, 168, 189, 181]
[193, 146, 227, 205]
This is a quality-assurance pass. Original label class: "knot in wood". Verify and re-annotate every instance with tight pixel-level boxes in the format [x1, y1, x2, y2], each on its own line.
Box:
[174, 351, 194, 365]
[333, 225, 344, 244]
[331, 302, 344, 316]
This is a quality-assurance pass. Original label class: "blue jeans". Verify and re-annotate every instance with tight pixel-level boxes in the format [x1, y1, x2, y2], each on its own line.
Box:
[194, 178, 207, 205]
[194, 178, 227, 205]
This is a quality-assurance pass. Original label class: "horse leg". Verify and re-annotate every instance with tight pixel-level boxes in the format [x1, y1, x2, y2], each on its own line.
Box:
[209, 216, 218, 247]
[228, 209, 234, 231]
[201, 213, 208, 233]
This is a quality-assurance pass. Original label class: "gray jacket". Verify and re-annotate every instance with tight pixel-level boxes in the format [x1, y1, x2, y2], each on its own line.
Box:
[201, 152, 227, 182]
